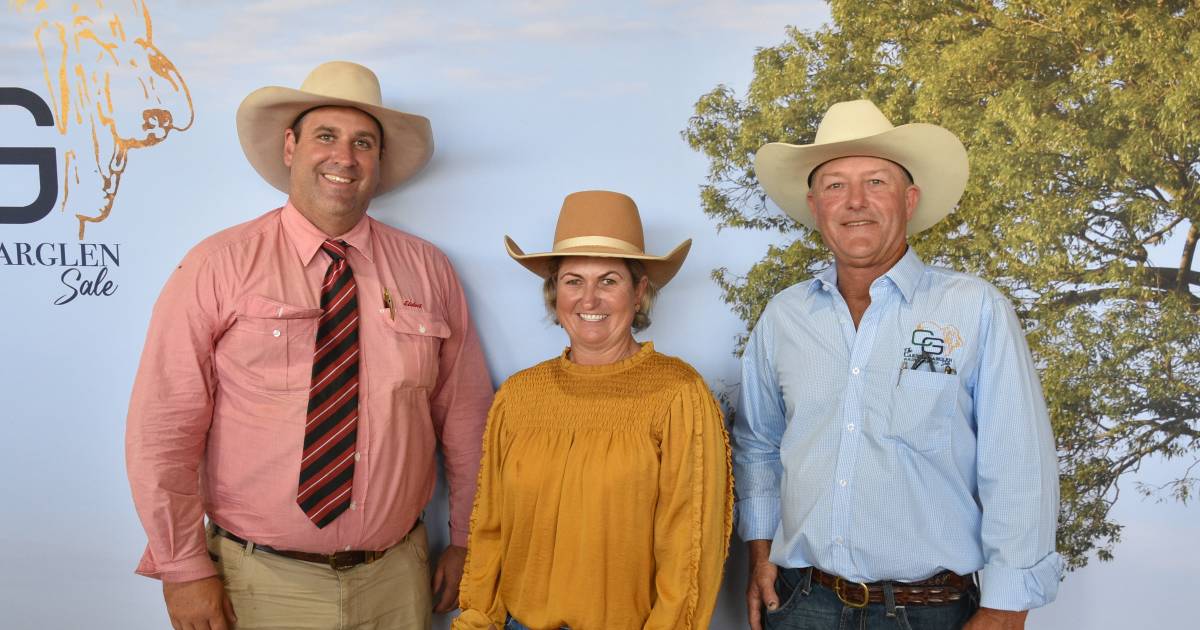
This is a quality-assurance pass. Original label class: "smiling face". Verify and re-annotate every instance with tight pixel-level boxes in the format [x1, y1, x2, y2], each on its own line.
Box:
[554, 257, 648, 360]
[806, 155, 920, 275]
[283, 106, 382, 236]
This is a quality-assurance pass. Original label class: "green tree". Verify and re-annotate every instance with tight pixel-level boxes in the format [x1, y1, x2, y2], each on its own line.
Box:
[684, 0, 1199, 570]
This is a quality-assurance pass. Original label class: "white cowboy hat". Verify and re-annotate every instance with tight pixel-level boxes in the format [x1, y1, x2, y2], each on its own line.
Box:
[236, 61, 433, 195]
[505, 190, 692, 287]
[754, 99, 968, 234]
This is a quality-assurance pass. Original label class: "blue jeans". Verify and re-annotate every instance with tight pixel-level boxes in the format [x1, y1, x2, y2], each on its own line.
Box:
[505, 616, 568, 630]
[764, 567, 979, 630]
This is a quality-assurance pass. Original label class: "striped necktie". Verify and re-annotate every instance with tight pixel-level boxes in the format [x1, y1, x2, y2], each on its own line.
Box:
[298, 239, 360, 528]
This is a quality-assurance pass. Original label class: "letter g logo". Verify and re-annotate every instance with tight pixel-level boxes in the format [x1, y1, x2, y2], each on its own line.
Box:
[0, 87, 58, 224]
[911, 328, 946, 355]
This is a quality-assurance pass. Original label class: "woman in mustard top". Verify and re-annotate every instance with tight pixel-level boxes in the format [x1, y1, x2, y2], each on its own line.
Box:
[454, 191, 733, 630]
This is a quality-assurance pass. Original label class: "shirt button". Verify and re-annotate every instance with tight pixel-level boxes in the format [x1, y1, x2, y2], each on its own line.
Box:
[835, 536, 844, 545]
[272, 329, 281, 338]
[344, 545, 351, 551]
[349, 501, 357, 511]
[851, 367, 860, 375]
[418, 324, 426, 334]
[847, 423, 856, 432]
[839, 479, 848, 487]
[354, 453, 361, 462]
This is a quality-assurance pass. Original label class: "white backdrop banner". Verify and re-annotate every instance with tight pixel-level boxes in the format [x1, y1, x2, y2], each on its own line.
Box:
[0, 2, 1194, 629]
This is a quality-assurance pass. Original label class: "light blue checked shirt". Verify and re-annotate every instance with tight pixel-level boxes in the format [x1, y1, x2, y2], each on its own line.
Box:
[732, 248, 1063, 611]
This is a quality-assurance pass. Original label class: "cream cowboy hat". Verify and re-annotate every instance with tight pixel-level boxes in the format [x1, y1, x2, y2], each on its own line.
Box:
[236, 60, 433, 195]
[754, 99, 968, 234]
[505, 190, 692, 287]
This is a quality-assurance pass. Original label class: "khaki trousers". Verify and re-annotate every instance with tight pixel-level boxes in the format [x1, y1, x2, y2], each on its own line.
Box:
[206, 523, 432, 630]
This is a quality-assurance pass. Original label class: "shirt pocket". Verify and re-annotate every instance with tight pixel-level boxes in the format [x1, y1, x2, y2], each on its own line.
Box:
[223, 294, 322, 393]
[888, 369, 956, 453]
[378, 308, 450, 390]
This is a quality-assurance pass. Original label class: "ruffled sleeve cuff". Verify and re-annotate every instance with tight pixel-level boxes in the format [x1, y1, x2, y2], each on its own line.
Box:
[450, 608, 503, 630]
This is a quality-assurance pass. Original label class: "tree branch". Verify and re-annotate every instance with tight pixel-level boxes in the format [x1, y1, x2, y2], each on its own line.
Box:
[1178, 223, 1198, 297]
[1141, 215, 1185, 246]
[1049, 265, 1200, 307]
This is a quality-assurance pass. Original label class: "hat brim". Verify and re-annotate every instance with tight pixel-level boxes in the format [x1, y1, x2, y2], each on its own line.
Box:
[236, 86, 434, 195]
[754, 123, 968, 235]
[504, 236, 693, 287]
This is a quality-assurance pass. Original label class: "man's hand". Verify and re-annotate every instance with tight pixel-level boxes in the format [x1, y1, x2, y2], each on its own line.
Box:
[162, 576, 236, 630]
[432, 544, 468, 613]
[746, 539, 780, 630]
[964, 607, 1028, 630]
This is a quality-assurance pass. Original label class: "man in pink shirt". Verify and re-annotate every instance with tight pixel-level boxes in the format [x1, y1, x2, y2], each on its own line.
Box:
[126, 61, 493, 629]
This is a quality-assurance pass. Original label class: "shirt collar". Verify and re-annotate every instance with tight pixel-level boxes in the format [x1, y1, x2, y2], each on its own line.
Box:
[280, 200, 375, 266]
[809, 263, 839, 297]
[883, 246, 925, 303]
[805, 246, 925, 303]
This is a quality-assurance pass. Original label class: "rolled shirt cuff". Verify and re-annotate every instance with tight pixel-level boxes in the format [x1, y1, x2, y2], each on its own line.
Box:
[735, 496, 781, 542]
[135, 546, 218, 583]
[450, 524, 469, 548]
[978, 550, 1064, 610]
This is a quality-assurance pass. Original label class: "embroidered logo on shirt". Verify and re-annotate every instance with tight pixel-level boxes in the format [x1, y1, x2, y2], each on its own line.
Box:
[901, 321, 963, 374]
[382, 288, 424, 315]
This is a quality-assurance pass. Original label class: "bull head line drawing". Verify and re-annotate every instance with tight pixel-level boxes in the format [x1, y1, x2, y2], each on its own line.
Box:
[14, 0, 193, 238]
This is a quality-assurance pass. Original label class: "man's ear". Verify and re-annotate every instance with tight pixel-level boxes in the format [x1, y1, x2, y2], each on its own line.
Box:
[806, 190, 822, 224]
[904, 184, 920, 222]
[283, 128, 296, 168]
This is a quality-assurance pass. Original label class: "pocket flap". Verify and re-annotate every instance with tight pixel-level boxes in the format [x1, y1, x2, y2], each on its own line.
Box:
[237, 294, 323, 320]
[898, 368, 957, 390]
[385, 309, 450, 338]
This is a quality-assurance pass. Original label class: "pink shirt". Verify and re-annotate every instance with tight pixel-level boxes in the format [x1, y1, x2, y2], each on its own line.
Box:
[126, 203, 493, 582]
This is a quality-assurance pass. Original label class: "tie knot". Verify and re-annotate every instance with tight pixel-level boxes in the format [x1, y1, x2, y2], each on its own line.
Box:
[321, 240, 349, 261]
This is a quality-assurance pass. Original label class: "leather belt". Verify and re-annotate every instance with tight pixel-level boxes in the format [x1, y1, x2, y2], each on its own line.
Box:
[211, 524, 387, 571]
[810, 567, 975, 608]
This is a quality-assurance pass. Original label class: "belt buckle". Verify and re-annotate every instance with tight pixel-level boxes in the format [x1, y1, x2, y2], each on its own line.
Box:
[328, 551, 359, 571]
[834, 577, 870, 608]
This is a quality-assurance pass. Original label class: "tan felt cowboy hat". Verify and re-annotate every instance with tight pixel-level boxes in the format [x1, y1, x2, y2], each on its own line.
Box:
[237, 61, 433, 195]
[505, 190, 692, 287]
[755, 99, 969, 234]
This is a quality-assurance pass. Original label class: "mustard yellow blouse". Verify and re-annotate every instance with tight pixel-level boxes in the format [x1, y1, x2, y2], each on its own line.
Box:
[454, 342, 733, 630]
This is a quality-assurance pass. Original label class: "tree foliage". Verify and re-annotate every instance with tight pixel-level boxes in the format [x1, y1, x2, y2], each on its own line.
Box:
[684, 0, 1200, 570]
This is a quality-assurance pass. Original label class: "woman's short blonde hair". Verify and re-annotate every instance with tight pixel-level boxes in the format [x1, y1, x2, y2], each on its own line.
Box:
[542, 257, 659, 332]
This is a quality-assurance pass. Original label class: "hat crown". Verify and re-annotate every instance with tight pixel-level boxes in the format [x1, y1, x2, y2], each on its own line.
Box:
[553, 191, 646, 251]
[813, 99, 896, 145]
[504, 190, 693, 286]
[236, 60, 433, 197]
[298, 61, 383, 107]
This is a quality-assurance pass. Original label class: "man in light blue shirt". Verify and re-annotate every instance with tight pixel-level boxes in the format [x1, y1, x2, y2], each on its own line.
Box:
[734, 100, 1062, 630]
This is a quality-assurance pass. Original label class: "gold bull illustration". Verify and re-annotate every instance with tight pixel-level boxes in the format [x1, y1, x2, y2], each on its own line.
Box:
[13, 0, 193, 238]
[916, 320, 965, 356]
